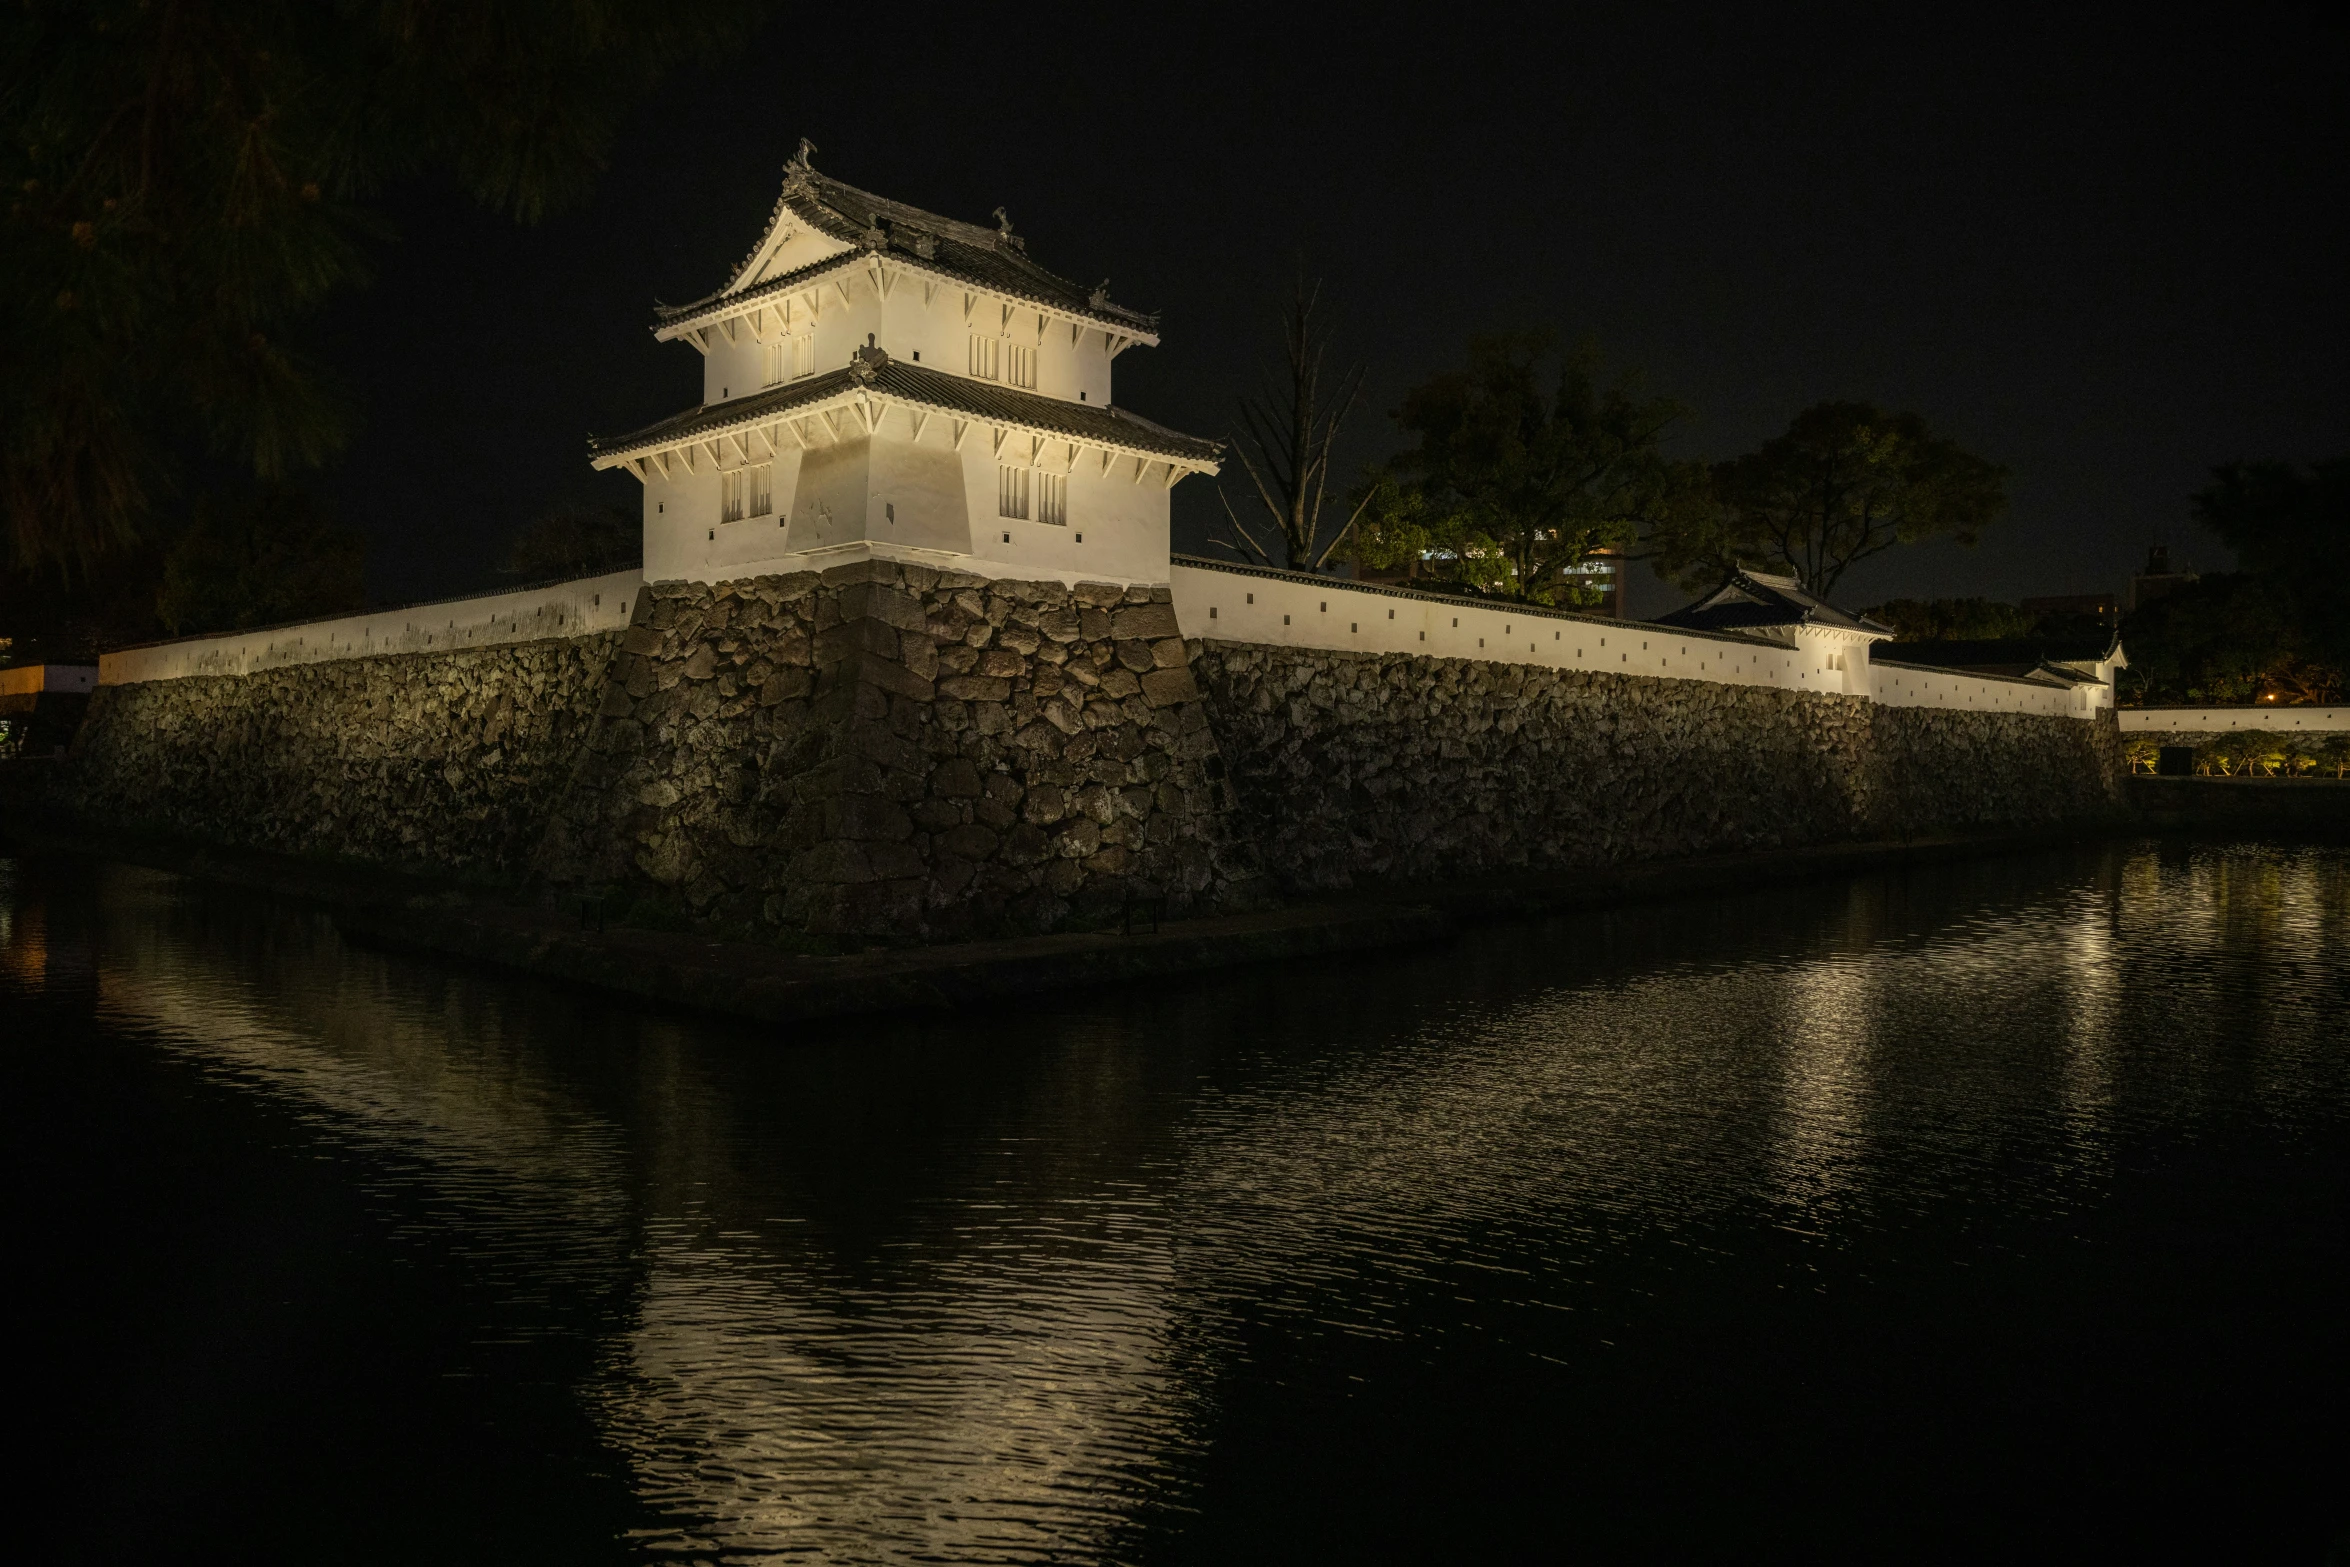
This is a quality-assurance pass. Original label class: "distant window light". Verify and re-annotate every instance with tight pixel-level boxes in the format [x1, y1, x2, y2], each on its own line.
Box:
[1005, 341, 1037, 390]
[970, 335, 1000, 381]
[997, 465, 1030, 520]
[1038, 471, 1068, 526]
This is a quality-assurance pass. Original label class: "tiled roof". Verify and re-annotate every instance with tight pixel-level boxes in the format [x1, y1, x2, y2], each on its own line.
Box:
[588, 349, 1220, 469]
[1655, 569, 1893, 637]
[654, 156, 1159, 338]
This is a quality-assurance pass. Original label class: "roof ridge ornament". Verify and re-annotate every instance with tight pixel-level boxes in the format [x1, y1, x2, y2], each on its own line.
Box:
[991, 206, 1025, 252]
[1090, 278, 1110, 310]
[791, 137, 817, 172]
[849, 343, 889, 384]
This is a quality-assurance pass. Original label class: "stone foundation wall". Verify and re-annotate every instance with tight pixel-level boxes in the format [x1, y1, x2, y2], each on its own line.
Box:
[533, 561, 1257, 940]
[59, 590, 2131, 937]
[66, 637, 616, 880]
[1195, 643, 2125, 890]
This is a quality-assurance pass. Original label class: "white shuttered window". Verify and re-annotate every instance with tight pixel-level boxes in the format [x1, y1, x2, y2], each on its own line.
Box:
[1005, 342, 1037, 390]
[1037, 471, 1067, 526]
[791, 334, 813, 379]
[762, 341, 784, 387]
[969, 335, 999, 381]
[997, 465, 1030, 520]
[720, 470, 745, 524]
[749, 463, 773, 518]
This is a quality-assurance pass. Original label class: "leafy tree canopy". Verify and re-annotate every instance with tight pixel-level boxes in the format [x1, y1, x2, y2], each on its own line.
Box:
[2, 0, 758, 579]
[154, 484, 365, 636]
[2189, 458, 2350, 673]
[1653, 402, 2006, 601]
[1865, 597, 2045, 641]
[1344, 335, 1703, 607]
[2119, 572, 2339, 707]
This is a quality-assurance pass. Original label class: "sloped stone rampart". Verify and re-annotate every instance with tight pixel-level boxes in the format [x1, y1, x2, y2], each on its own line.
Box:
[1194, 642, 2127, 890]
[533, 561, 1258, 940]
[57, 596, 2129, 938]
[66, 637, 615, 881]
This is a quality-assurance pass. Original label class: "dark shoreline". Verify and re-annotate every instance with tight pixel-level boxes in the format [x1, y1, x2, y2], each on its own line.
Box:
[7, 770, 2344, 1027]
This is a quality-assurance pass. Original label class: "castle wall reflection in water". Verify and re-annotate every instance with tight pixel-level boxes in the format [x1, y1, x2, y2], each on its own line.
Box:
[5, 841, 2345, 1563]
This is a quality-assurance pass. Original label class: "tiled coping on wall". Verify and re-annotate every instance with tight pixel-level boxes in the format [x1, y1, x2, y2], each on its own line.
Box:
[1169, 555, 2098, 719]
[2117, 707, 2350, 732]
[99, 569, 644, 685]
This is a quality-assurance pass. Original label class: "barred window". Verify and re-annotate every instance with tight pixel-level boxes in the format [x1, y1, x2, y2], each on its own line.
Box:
[1004, 342, 1037, 390]
[969, 335, 1000, 381]
[1037, 470, 1067, 527]
[749, 463, 773, 518]
[720, 470, 745, 524]
[997, 464, 1030, 520]
[791, 333, 813, 379]
[762, 341, 784, 387]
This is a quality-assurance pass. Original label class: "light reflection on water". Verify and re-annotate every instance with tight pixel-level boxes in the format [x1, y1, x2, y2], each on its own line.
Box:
[4, 842, 2346, 1563]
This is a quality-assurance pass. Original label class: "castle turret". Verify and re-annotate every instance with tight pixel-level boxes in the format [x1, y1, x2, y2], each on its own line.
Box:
[589, 143, 1219, 587]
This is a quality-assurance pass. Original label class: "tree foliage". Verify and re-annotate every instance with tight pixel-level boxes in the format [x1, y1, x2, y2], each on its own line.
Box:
[154, 485, 365, 635]
[1343, 335, 1702, 606]
[1864, 597, 2044, 641]
[502, 500, 642, 580]
[2, 0, 758, 578]
[1653, 402, 2006, 600]
[2118, 458, 2347, 706]
[2189, 458, 2350, 674]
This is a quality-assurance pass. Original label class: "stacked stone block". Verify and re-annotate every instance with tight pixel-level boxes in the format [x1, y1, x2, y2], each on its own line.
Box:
[66, 638, 615, 881]
[536, 560, 1256, 940]
[1194, 643, 2126, 890]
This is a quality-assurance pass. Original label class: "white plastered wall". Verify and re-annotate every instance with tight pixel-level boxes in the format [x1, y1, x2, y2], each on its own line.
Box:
[637, 418, 1175, 588]
[98, 570, 644, 686]
[1170, 560, 2100, 719]
[2118, 706, 2350, 732]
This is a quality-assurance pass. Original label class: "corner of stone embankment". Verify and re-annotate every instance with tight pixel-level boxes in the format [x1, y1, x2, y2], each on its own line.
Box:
[532, 559, 1265, 943]
[51, 587, 2133, 955]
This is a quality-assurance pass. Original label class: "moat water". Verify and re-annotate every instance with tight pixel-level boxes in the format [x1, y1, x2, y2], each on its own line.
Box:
[4, 842, 2346, 1564]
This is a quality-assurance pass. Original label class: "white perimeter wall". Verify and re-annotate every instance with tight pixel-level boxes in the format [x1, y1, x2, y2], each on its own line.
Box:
[2119, 706, 2350, 732]
[0, 664, 98, 697]
[1170, 558, 2098, 720]
[99, 570, 644, 686]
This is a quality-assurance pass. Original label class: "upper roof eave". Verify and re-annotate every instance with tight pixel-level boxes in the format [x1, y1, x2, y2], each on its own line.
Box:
[587, 354, 1220, 471]
[651, 244, 1163, 344]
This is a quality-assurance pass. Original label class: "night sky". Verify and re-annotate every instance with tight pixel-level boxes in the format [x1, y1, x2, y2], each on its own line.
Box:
[316, 6, 2350, 618]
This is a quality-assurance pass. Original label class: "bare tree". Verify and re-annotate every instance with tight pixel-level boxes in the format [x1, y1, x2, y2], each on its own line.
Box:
[1214, 275, 1371, 572]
